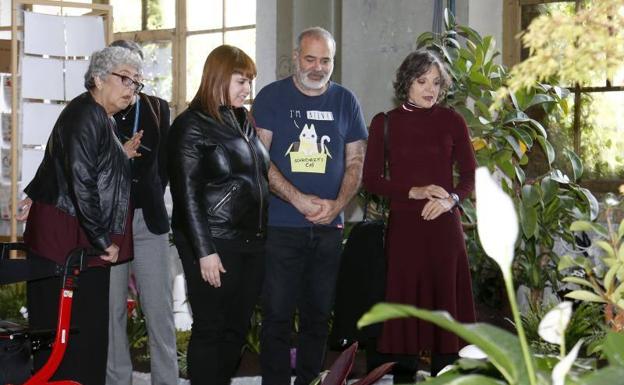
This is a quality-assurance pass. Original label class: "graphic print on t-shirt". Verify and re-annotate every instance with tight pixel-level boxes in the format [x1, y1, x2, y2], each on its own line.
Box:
[284, 120, 332, 173]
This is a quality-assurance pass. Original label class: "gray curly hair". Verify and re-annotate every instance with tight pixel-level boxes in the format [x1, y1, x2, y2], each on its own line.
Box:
[84, 46, 143, 90]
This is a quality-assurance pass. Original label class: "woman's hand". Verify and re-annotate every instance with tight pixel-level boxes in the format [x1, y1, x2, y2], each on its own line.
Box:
[409, 185, 450, 200]
[421, 197, 454, 220]
[199, 253, 227, 288]
[123, 130, 144, 159]
[100, 243, 120, 263]
[15, 197, 33, 221]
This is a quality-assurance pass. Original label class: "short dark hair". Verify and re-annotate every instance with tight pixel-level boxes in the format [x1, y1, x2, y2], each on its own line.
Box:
[393, 50, 451, 103]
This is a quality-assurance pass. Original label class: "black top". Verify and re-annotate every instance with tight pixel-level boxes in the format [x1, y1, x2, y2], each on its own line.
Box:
[114, 93, 171, 235]
[168, 104, 270, 259]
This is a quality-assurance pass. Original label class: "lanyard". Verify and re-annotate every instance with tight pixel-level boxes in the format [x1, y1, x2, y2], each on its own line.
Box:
[132, 96, 141, 135]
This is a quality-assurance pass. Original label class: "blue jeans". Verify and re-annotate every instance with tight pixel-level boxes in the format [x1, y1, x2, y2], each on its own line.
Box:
[260, 226, 343, 385]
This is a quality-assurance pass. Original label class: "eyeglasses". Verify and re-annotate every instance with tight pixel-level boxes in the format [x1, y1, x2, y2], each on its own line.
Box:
[110, 72, 144, 93]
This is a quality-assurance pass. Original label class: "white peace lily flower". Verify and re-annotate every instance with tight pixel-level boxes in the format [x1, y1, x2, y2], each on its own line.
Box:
[552, 339, 583, 385]
[538, 301, 573, 346]
[475, 167, 519, 278]
[458, 344, 488, 360]
[437, 365, 455, 376]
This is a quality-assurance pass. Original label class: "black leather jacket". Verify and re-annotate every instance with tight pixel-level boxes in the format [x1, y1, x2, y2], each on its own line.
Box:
[168, 104, 269, 259]
[25, 92, 131, 251]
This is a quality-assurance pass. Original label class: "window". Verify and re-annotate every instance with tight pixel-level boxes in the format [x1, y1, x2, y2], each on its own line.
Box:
[108, 0, 256, 113]
[504, 1, 624, 185]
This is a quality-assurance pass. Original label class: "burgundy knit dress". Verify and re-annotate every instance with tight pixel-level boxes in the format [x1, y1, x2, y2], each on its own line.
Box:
[362, 104, 477, 355]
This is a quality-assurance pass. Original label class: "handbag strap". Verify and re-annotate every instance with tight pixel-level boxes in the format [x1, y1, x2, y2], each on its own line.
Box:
[363, 113, 390, 221]
[383, 112, 389, 181]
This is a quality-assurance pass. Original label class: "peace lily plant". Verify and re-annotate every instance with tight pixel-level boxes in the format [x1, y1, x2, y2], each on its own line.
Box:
[358, 167, 624, 384]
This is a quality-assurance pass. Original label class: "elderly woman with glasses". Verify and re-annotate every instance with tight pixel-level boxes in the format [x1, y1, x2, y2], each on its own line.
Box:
[21, 46, 142, 385]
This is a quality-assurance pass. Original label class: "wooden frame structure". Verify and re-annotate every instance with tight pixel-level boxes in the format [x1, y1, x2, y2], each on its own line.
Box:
[4, 0, 113, 242]
[503, 0, 624, 191]
[109, 0, 257, 114]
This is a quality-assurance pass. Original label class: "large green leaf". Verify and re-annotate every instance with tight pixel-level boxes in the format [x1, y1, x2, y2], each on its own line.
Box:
[503, 110, 530, 125]
[562, 276, 595, 289]
[416, 373, 506, 385]
[515, 165, 526, 185]
[525, 93, 555, 109]
[358, 303, 530, 385]
[618, 219, 624, 242]
[527, 119, 548, 138]
[510, 127, 534, 148]
[469, 71, 491, 87]
[565, 290, 606, 303]
[536, 136, 555, 165]
[521, 185, 540, 207]
[505, 135, 524, 159]
[520, 204, 538, 239]
[540, 177, 558, 204]
[550, 169, 570, 184]
[570, 220, 608, 238]
[417, 31, 437, 48]
[577, 187, 599, 221]
[578, 366, 624, 385]
[564, 149, 584, 182]
[456, 25, 483, 44]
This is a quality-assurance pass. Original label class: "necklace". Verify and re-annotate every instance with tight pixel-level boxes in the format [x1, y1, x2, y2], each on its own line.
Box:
[120, 102, 135, 120]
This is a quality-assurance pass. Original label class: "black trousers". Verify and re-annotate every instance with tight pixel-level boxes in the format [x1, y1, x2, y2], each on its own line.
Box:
[27, 267, 110, 385]
[174, 231, 265, 385]
[260, 226, 343, 385]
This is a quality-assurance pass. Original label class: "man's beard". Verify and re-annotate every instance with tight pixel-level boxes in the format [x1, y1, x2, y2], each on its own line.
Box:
[295, 62, 332, 90]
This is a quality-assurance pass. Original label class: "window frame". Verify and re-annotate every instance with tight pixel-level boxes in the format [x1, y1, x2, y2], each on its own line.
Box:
[105, 0, 256, 115]
[503, 0, 624, 189]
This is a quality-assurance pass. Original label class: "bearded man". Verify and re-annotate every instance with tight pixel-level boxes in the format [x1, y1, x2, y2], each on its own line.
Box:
[252, 26, 368, 385]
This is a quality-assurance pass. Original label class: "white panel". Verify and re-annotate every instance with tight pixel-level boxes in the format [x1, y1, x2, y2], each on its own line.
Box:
[23, 11, 66, 56]
[21, 148, 44, 184]
[65, 60, 89, 100]
[23, 102, 64, 145]
[65, 15, 106, 57]
[22, 57, 64, 100]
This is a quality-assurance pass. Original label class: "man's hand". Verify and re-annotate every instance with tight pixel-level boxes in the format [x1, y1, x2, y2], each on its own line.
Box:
[421, 197, 454, 221]
[123, 130, 144, 159]
[409, 185, 449, 200]
[292, 193, 322, 217]
[99, 243, 120, 263]
[15, 197, 32, 221]
[306, 198, 342, 225]
[199, 253, 227, 288]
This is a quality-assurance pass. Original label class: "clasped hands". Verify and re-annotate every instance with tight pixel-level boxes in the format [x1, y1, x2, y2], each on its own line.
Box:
[409, 184, 454, 220]
[294, 193, 341, 225]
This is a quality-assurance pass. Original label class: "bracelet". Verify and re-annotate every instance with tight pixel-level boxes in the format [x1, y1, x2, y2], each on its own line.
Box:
[450, 193, 460, 207]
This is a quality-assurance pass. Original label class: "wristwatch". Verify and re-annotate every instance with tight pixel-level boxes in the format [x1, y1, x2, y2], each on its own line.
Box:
[450, 193, 460, 207]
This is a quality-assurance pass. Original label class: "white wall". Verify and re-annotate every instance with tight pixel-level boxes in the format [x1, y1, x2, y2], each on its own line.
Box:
[468, 0, 503, 63]
[341, 0, 435, 124]
[255, 0, 277, 92]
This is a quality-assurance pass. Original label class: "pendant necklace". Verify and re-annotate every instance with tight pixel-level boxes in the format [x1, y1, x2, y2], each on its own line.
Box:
[120, 102, 135, 120]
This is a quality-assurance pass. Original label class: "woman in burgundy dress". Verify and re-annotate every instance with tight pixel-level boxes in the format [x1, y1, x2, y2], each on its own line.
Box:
[362, 50, 477, 381]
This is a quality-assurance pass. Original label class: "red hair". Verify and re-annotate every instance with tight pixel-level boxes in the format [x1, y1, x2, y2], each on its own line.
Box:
[192, 45, 256, 122]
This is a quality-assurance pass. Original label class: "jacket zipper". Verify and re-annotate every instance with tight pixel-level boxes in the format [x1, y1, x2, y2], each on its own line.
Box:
[229, 109, 264, 234]
[209, 184, 238, 215]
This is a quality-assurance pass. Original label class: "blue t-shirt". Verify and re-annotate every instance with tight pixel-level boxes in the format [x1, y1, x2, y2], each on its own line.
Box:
[252, 77, 368, 227]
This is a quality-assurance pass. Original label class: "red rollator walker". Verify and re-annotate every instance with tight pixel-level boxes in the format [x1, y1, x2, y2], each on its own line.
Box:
[0, 242, 102, 385]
